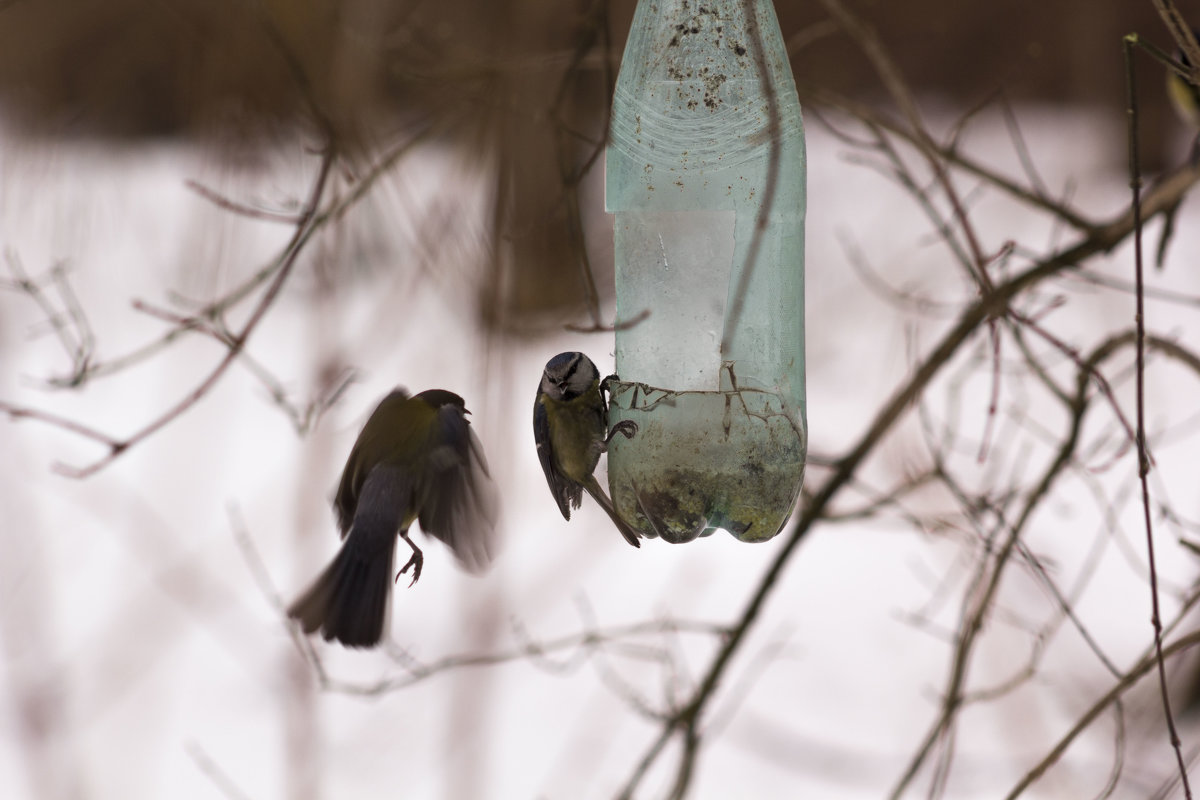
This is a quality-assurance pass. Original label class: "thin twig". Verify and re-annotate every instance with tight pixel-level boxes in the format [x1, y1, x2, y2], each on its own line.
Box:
[1124, 32, 1192, 799]
[185, 179, 305, 224]
[805, 86, 1100, 234]
[1, 121, 445, 468]
[719, 0, 782, 357]
[1151, 0, 1200, 79]
[185, 741, 255, 800]
[815, 0, 989, 289]
[1004, 630, 1200, 799]
[56, 147, 335, 478]
[315, 617, 729, 697]
[554, 0, 615, 332]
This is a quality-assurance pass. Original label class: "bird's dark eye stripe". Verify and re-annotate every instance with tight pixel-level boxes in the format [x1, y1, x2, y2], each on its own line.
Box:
[562, 354, 581, 381]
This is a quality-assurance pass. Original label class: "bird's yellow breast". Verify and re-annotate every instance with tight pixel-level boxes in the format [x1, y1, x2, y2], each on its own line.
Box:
[1169, 72, 1200, 130]
[541, 388, 604, 483]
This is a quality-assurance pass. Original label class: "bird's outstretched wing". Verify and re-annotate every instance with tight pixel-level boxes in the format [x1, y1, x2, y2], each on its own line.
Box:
[416, 403, 498, 573]
[332, 388, 411, 537]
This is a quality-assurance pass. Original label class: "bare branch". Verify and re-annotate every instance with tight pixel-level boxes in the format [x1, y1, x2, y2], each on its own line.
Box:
[1004, 629, 1200, 799]
[1125, 32, 1192, 799]
[615, 107, 1200, 800]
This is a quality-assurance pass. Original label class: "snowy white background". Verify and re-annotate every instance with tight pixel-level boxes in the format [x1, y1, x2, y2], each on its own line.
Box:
[4, 104, 1200, 800]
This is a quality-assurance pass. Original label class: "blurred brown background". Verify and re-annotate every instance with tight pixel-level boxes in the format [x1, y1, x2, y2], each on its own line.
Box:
[0, 1, 1173, 137]
[0, 0, 1187, 325]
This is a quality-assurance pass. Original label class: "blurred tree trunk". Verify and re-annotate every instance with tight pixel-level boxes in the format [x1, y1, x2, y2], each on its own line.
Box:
[0, 445, 84, 800]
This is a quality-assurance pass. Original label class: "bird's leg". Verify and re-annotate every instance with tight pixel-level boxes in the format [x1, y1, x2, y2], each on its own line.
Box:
[600, 373, 619, 400]
[396, 531, 424, 587]
[601, 372, 639, 448]
[604, 419, 638, 445]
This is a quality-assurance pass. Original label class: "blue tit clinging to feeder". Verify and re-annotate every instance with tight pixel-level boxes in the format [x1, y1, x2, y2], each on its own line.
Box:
[288, 388, 497, 648]
[534, 352, 641, 548]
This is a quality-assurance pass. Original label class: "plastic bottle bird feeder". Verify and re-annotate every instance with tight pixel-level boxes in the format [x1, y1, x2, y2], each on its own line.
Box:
[604, 0, 806, 544]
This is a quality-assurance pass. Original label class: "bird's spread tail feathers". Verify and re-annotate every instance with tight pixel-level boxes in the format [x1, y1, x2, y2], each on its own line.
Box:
[288, 537, 396, 648]
[583, 476, 642, 548]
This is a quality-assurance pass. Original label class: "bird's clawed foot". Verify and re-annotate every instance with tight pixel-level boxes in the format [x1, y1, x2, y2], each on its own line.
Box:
[396, 534, 424, 587]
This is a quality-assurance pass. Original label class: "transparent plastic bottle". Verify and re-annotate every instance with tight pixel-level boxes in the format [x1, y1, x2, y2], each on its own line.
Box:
[605, 0, 806, 543]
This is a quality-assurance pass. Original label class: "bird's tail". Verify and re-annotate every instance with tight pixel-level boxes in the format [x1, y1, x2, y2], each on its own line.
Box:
[583, 476, 642, 548]
[287, 535, 396, 648]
